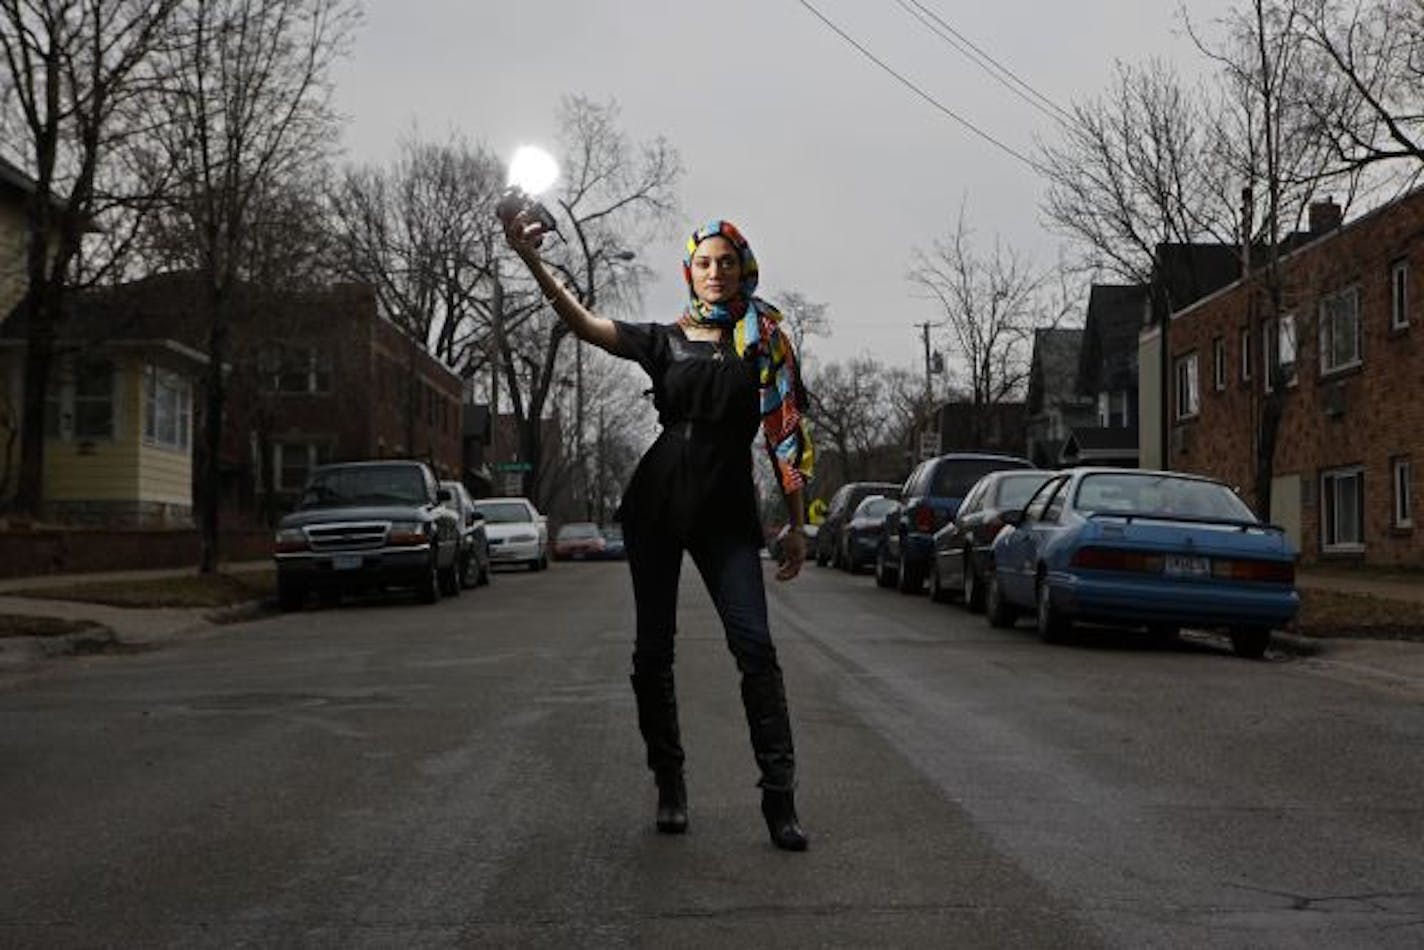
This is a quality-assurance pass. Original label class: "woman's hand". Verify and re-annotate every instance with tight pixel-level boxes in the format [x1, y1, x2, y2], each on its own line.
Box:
[501, 207, 551, 261]
[776, 526, 806, 582]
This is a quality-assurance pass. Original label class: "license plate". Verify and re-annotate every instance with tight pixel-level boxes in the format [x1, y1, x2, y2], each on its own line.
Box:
[332, 554, 363, 571]
[1164, 554, 1209, 577]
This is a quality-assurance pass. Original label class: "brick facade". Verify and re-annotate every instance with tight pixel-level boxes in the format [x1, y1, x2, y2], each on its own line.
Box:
[1168, 191, 1424, 565]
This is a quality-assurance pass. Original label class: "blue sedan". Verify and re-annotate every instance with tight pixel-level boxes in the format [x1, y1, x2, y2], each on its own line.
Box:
[984, 468, 1299, 658]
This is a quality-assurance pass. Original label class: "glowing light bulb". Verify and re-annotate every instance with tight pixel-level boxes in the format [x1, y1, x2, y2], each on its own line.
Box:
[507, 146, 558, 196]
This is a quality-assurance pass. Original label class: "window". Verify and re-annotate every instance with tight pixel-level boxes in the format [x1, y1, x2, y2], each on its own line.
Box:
[1263, 316, 1298, 391]
[1321, 466, 1365, 551]
[1239, 326, 1252, 382]
[1174, 352, 1199, 419]
[1391, 260, 1409, 330]
[1213, 337, 1226, 391]
[44, 356, 115, 441]
[273, 442, 331, 492]
[1319, 286, 1362, 374]
[267, 346, 332, 394]
[143, 365, 192, 451]
[1394, 456, 1414, 528]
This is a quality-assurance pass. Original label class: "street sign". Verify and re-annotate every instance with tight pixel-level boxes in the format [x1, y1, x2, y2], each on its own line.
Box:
[495, 461, 533, 472]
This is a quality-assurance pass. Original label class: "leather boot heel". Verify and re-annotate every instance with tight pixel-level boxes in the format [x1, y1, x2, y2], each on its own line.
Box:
[655, 771, 688, 834]
[760, 788, 808, 851]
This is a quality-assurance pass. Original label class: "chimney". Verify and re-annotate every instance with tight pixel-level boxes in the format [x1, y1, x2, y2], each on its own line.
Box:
[1309, 197, 1343, 235]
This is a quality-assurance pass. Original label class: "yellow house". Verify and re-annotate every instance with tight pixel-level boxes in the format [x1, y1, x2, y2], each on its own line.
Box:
[0, 157, 207, 526]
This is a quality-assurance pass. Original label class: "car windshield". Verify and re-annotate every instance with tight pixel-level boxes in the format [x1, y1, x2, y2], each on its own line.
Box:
[930, 460, 1026, 498]
[299, 466, 427, 508]
[994, 472, 1056, 510]
[556, 523, 601, 540]
[854, 497, 898, 520]
[1074, 473, 1257, 521]
[473, 501, 532, 523]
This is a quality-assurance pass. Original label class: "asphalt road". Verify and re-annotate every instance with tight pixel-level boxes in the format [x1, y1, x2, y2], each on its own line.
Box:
[2, 559, 1422, 949]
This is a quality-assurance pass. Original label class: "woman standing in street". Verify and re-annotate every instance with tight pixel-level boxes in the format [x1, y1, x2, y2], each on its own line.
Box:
[503, 213, 814, 851]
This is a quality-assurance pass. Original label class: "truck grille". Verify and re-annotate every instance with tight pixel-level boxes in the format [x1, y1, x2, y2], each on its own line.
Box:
[305, 521, 390, 552]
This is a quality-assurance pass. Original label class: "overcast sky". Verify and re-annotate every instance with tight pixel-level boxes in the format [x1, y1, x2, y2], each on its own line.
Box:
[331, 0, 1234, 376]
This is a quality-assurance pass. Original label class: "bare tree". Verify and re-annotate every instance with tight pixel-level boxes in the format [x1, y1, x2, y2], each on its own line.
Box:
[1296, 0, 1424, 175]
[908, 208, 1063, 447]
[804, 356, 887, 486]
[138, 0, 357, 571]
[496, 95, 680, 513]
[1191, 0, 1358, 517]
[0, 0, 179, 517]
[771, 289, 830, 361]
[1037, 58, 1237, 284]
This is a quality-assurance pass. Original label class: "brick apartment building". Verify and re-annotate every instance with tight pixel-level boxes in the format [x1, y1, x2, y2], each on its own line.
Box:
[1165, 193, 1423, 565]
[2, 272, 462, 525]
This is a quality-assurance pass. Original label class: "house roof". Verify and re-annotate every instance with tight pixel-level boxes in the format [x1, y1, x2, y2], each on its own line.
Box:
[1150, 243, 1242, 320]
[1078, 284, 1149, 394]
[1060, 425, 1139, 466]
[1026, 327, 1084, 415]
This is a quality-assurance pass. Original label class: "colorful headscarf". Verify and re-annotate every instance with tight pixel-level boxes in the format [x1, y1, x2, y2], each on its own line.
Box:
[679, 220, 815, 494]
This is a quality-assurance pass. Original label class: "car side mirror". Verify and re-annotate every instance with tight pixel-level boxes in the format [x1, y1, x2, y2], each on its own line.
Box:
[1000, 509, 1024, 527]
[436, 488, 453, 504]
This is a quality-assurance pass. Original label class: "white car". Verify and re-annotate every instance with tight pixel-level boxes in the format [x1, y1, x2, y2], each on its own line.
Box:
[472, 496, 548, 571]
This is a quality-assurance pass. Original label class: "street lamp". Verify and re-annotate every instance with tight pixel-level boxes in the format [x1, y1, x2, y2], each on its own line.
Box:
[574, 247, 636, 520]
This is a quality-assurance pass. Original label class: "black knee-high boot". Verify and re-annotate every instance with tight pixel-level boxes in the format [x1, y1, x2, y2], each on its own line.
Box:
[630, 670, 687, 833]
[740, 669, 808, 851]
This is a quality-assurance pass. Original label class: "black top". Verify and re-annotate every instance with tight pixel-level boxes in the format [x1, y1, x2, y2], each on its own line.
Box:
[611, 321, 763, 545]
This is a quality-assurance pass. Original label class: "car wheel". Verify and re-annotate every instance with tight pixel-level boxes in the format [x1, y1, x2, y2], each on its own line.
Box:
[1229, 626, 1271, 660]
[897, 549, 923, 594]
[539, 554, 549, 571]
[985, 569, 1018, 629]
[875, 546, 897, 588]
[456, 550, 473, 589]
[929, 562, 952, 603]
[962, 552, 985, 613]
[1036, 577, 1073, 644]
[815, 541, 828, 567]
[476, 555, 491, 586]
[277, 578, 305, 612]
[417, 553, 441, 604]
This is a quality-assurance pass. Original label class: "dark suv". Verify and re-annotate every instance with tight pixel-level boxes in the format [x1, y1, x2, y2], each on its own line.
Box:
[273, 460, 461, 610]
[877, 452, 1034, 594]
[814, 481, 901, 569]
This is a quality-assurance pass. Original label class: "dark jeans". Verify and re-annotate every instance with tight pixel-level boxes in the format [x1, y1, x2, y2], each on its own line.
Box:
[624, 525, 781, 678]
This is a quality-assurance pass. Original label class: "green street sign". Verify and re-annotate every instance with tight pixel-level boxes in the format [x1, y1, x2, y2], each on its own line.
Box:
[495, 461, 533, 472]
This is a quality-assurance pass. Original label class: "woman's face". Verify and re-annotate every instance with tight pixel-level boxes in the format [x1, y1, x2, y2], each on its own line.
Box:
[689, 235, 743, 305]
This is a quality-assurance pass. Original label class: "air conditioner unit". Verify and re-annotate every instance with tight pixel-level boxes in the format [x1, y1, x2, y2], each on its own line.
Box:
[1324, 382, 1347, 418]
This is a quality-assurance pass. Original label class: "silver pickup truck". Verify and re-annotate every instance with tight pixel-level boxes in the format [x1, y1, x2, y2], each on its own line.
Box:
[272, 460, 461, 610]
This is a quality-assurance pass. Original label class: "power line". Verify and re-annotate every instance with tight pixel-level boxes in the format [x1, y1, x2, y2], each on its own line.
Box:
[895, 0, 1075, 127]
[794, 0, 1045, 175]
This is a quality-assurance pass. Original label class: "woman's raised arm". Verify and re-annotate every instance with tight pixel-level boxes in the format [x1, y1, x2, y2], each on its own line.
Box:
[503, 212, 620, 354]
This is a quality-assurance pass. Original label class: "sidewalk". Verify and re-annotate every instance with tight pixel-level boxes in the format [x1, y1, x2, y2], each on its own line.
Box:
[0, 561, 271, 670]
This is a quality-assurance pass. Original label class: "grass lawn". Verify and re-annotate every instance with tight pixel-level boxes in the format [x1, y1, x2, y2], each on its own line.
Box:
[0, 615, 107, 639]
[8, 569, 277, 609]
[1294, 587, 1424, 640]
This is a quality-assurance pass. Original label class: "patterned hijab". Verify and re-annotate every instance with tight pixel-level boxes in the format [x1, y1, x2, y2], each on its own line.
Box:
[679, 220, 815, 493]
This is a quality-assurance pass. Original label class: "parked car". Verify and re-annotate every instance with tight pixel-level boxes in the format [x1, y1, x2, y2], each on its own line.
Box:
[473, 496, 548, 571]
[843, 495, 901, 573]
[814, 481, 901, 568]
[553, 521, 606, 560]
[600, 524, 627, 560]
[929, 469, 1055, 607]
[272, 460, 461, 610]
[439, 480, 492, 588]
[878, 453, 1034, 594]
[983, 467, 1299, 658]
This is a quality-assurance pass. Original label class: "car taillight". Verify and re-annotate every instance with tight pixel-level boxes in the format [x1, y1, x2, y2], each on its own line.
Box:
[1212, 559, 1295, 584]
[976, 517, 1004, 544]
[912, 505, 935, 533]
[1071, 546, 1165, 573]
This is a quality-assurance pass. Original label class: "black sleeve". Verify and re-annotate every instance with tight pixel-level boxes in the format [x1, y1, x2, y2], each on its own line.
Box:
[610, 320, 663, 375]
